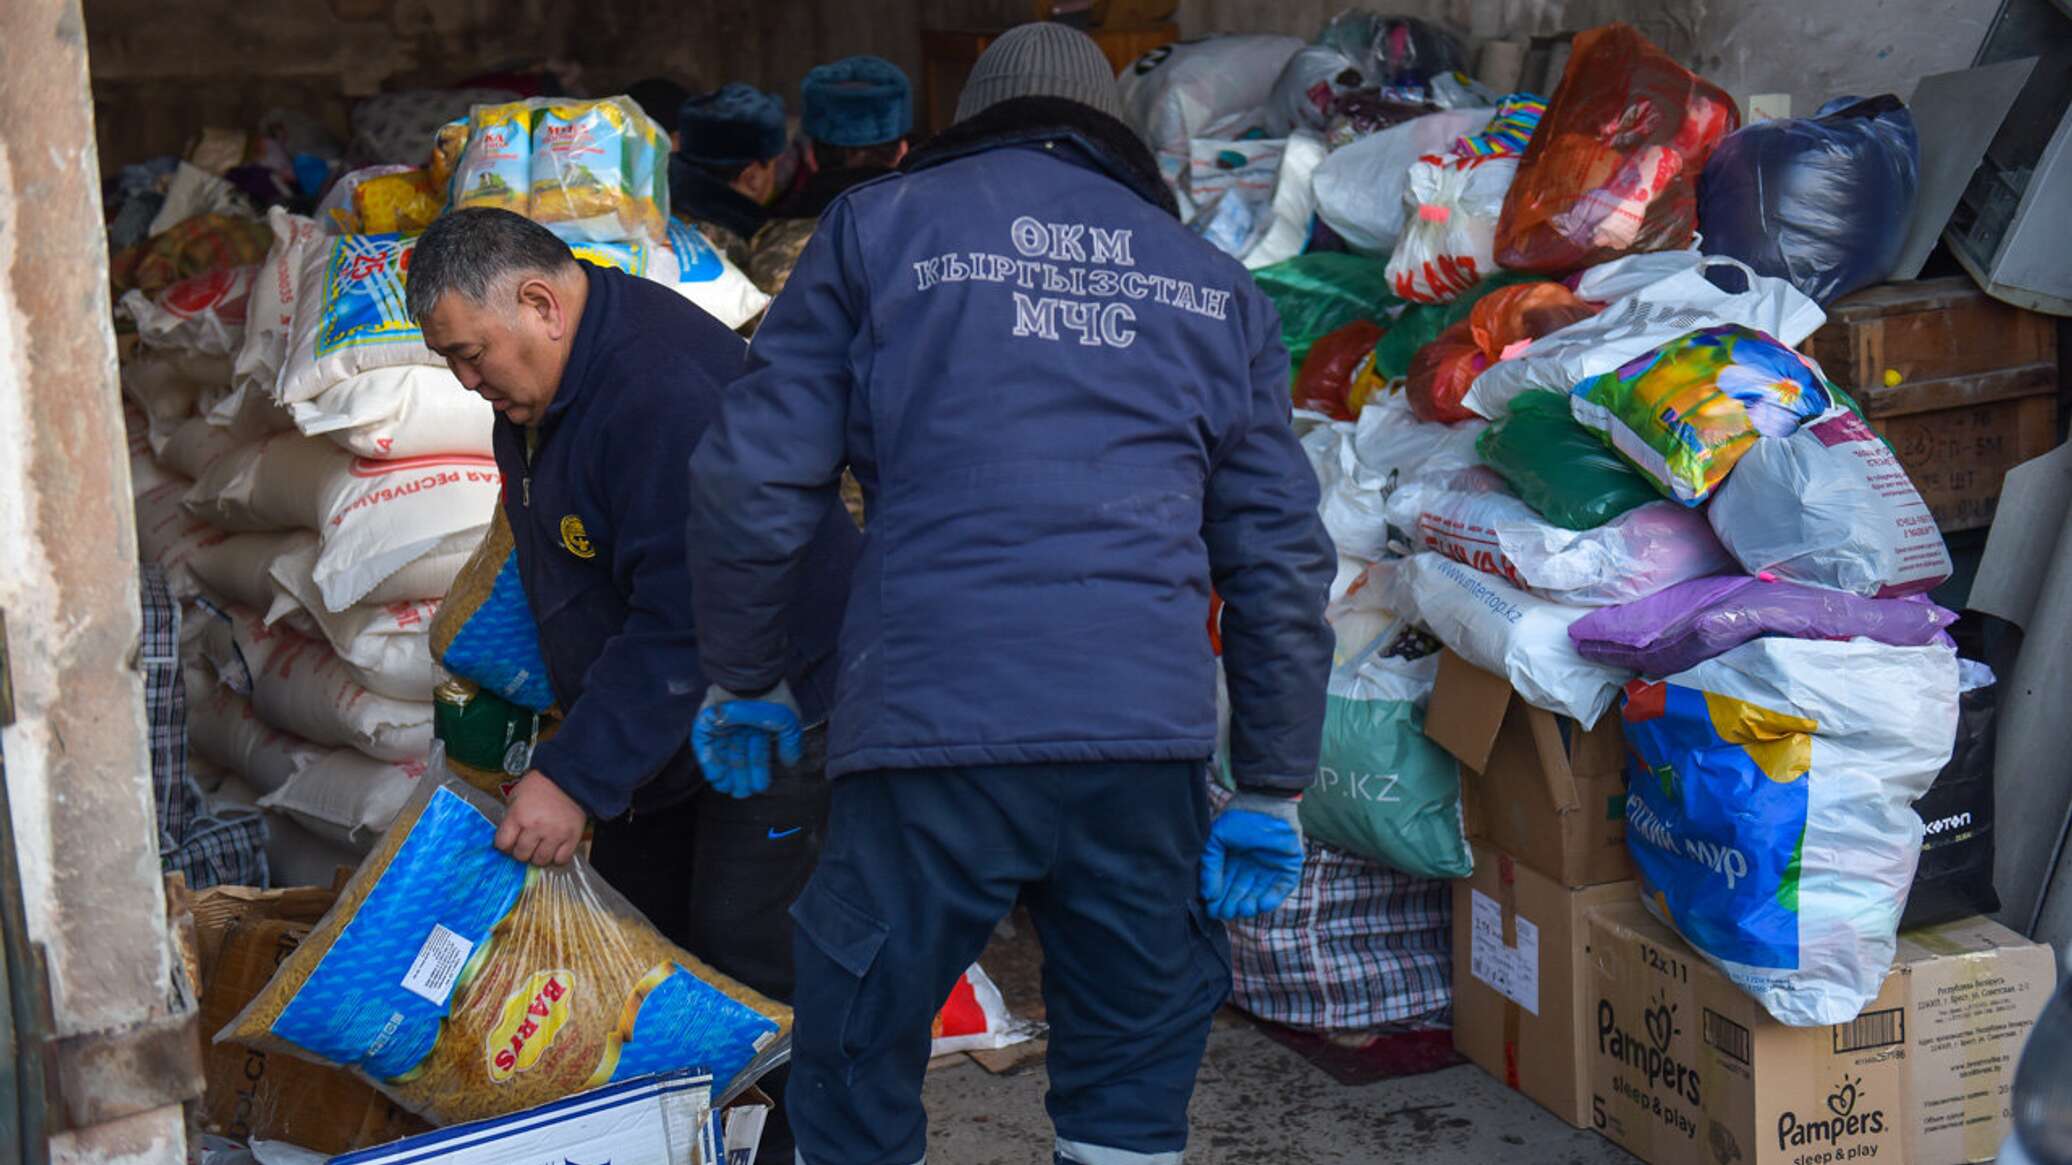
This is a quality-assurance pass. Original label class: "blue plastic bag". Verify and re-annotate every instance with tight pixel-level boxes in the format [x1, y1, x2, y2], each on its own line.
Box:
[1698, 96, 1919, 306]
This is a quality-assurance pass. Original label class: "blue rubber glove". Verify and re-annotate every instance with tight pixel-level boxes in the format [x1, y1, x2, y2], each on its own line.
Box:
[692, 681, 804, 799]
[1200, 792, 1305, 920]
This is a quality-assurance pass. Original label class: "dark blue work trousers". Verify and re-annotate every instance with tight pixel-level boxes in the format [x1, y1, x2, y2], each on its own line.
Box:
[788, 762, 1232, 1165]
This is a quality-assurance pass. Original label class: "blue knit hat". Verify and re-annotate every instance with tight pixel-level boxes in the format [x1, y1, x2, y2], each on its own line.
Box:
[677, 83, 788, 166]
[801, 56, 913, 148]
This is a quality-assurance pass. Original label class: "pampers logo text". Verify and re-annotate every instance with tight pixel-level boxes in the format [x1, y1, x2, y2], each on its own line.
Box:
[1777, 1074, 1887, 1160]
[1599, 991, 1700, 1142]
[911, 218, 1231, 349]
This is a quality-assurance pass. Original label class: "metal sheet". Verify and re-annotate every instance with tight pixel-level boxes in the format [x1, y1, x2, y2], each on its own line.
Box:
[1893, 58, 2036, 280]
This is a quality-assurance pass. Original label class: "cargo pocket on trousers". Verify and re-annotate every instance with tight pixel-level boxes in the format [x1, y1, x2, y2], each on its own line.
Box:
[791, 880, 891, 1071]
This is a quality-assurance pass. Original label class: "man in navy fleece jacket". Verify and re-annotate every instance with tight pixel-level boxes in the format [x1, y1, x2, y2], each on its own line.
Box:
[409, 207, 857, 1162]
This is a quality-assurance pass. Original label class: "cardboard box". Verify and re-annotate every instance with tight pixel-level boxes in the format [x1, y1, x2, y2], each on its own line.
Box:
[199, 916, 430, 1154]
[330, 1071, 767, 1165]
[1584, 902, 2055, 1165]
[1425, 651, 1633, 888]
[1453, 843, 1635, 1127]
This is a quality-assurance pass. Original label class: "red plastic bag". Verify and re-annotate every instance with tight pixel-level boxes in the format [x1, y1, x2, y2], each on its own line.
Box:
[1408, 282, 1597, 422]
[1406, 320, 1488, 423]
[1494, 24, 1739, 274]
[1293, 320, 1386, 420]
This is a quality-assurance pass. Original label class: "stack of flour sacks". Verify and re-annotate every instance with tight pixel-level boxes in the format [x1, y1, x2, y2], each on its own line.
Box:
[123, 189, 765, 885]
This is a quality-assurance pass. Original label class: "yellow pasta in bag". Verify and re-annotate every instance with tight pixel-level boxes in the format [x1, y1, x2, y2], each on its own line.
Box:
[217, 775, 790, 1126]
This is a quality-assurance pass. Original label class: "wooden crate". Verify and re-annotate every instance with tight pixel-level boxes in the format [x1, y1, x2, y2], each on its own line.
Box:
[1801, 277, 2059, 532]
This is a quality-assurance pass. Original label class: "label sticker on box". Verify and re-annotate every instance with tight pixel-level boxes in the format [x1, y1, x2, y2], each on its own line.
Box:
[1470, 889, 1539, 1015]
[401, 923, 475, 1006]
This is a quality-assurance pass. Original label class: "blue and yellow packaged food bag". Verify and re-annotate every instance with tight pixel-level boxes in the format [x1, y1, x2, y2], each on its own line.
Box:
[452, 102, 533, 215]
[216, 775, 791, 1124]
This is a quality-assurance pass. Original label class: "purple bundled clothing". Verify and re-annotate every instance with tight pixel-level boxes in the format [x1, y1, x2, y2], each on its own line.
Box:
[1568, 574, 1957, 677]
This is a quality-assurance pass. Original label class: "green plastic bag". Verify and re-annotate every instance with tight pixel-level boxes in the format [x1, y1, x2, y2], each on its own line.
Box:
[1304, 646, 1471, 878]
[1366, 269, 1538, 383]
[1220, 637, 1470, 879]
[1252, 253, 1398, 368]
[1476, 390, 1658, 530]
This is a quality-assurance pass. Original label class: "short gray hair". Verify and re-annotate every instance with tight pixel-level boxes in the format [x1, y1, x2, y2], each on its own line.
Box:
[406, 208, 579, 321]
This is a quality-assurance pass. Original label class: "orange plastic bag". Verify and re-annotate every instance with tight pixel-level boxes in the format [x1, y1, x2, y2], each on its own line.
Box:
[1467, 282, 1596, 358]
[1408, 282, 1597, 422]
[1494, 24, 1739, 274]
[1294, 320, 1385, 420]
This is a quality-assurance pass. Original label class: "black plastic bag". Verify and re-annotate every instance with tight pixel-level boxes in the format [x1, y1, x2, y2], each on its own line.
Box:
[1698, 95, 1919, 306]
[1902, 657, 2000, 930]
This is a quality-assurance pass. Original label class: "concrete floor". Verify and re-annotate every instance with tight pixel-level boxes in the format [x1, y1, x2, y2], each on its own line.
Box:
[921, 1011, 1643, 1164]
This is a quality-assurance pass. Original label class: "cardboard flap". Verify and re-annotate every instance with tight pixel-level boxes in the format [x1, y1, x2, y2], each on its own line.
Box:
[1427, 650, 1513, 772]
[1526, 709, 1584, 815]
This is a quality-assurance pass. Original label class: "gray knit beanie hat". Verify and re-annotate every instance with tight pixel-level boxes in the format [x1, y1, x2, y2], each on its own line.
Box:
[955, 23, 1125, 123]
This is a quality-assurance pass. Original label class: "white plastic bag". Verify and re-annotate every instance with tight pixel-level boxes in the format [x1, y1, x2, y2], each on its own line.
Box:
[184, 431, 350, 533]
[123, 265, 255, 357]
[261, 748, 428, 851]
[196, 603, 433, 763]
[1622, 638, 1958, 1025]
[1187, 138, 1285, 256]
[1396, 551, 1632, 725]
[187, 530, 316, 614]
[1461, 255, 1827, 420]
[288, 366, 494, 459]
[1118, 36, 1306, 215]
[1570, 248, 1706, 303]
[1242, 131, 1327, 270]
[236, 209, 318, 398]
[1386, 468, 1731, 605]
[1707, 409, 1953, 598]
[1309, 394, 1485, 563]
[313, 452, 501, 612]
[1313, 108, 1494, 256]
[1267, 45, 1362, 136]
[1385, 153, 1518, 302]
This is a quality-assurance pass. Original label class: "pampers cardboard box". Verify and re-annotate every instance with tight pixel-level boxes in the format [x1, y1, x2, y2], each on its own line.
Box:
[1585, 901, 2054, 1165]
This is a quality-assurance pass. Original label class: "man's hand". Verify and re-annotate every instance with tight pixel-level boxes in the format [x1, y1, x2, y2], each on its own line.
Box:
[495, 770, 587, 867]
[1200, 792, 1306, 920]
[692, 682, 804, 799]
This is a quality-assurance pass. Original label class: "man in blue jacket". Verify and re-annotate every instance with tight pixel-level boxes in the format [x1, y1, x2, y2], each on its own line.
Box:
[685, 24, 1334, 1165]
[408, 208, 859, 1162]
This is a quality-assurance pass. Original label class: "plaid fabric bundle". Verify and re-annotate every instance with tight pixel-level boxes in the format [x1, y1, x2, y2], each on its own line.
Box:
[1213, 780, 1453, 1032]
[140, 567, 267, 889]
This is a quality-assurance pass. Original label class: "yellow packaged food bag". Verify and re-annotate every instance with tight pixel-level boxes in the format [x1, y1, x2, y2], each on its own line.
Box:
[427, 118, 469, 199]
[216, 775, 791, 1125]
[353, 170, 444, 235]
[451, 102, 533, 215]
[529, 98, 669, 244]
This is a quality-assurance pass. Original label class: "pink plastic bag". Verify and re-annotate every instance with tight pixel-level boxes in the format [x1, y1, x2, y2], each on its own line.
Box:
[1385, 467, 1732, 605]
